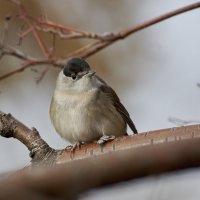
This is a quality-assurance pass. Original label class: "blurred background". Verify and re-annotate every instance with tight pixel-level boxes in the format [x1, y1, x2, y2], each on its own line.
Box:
[0, 0, 200, 199]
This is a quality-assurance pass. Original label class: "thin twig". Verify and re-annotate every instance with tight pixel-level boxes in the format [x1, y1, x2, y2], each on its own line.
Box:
[18, 4, 50, 57]
[0, 59, 60, 81]
[0, 44, 33, 60]
[29, 16, 107, 40]
[35, 66, 50, 84]
[169, 117, 200, 126]
[0, 1, 199, 81]
[115, 2, 200, 40]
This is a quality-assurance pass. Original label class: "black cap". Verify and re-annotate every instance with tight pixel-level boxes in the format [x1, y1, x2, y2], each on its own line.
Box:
[63, 57, 91, 78]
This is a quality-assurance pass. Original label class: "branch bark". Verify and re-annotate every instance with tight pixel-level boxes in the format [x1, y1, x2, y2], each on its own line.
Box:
[0, 125, 200, 199]
[1, 111, 200, 198]
[0, 111, 58, 164]
[1, 110, 200, 164]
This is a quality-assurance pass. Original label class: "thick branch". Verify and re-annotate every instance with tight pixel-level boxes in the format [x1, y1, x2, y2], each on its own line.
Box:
[1, 135, 200, 199]
[0, 111, 57, 163]
[1, 110, 200, 164]
[1, 111, 200, 198]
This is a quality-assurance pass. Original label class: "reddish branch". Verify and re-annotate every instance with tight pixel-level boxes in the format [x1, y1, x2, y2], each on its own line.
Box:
[1, 140, 200, 199]
[0, 1, 200, 81]
[0, 111, 57, 163]
[1, 110, 200, 198]
[1, 110, 200, 164]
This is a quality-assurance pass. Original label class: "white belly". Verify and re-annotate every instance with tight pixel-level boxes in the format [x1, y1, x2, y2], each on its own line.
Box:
[50, 89, 126, 144]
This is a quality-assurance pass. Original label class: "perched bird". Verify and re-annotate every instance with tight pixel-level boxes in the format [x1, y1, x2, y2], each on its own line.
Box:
[50, 57, 137, 148]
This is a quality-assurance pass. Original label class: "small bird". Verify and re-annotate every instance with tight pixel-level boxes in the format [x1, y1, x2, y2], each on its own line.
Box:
[50, 57, 137, 148]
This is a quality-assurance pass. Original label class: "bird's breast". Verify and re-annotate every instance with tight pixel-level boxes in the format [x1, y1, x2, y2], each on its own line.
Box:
[51, 89, 100, 142]
[50, 88, 126, 143]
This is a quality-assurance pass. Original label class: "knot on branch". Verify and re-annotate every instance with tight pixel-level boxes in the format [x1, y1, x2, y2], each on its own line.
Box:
[0, 112, 16, 138]
[0, 111, 61, 165]
[29, 128, 59, 164]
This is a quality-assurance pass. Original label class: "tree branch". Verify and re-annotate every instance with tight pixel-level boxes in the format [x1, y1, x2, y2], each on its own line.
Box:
[1, 111, 200, 198]
[169, 117, 200, 126]
[1, 110, 200, 164]
[0, 111, 58, 164]
[0, 1, 199, 81]
[1, 122, 200, 199]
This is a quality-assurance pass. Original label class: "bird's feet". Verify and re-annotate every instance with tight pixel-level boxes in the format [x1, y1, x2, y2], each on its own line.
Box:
[65, 141, 85, 152]
[97, 135, 115, 145]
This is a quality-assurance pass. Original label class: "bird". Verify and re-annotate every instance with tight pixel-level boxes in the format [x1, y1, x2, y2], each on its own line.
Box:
[50, 57, 137, 148]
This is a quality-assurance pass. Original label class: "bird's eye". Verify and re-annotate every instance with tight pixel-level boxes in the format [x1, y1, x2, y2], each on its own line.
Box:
[71, 74, 76, 80]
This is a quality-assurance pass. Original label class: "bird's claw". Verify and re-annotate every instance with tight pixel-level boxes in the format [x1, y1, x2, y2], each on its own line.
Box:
[65, 141, 85, 152]
[97, 135, 115, 145]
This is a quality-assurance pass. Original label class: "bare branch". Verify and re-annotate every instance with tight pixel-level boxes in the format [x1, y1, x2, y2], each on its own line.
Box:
[0, 44, 33, 60]
[0, 111, 58, 164]
[0, 1, 199, 81]
[169, 117, 200, 126]
[30, 17, 107, 40]
[1, 110, 200, 164]
[1, 124, 200, 199]
[35, 66, 50, 84]
[1, 110, 200, 198]
[21, 2, 200, 41]
[114, 2, 200, 40]
[0, 59, 61, 81]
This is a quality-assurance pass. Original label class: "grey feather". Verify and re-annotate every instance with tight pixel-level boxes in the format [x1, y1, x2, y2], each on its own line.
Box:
[97, 76, 138, 134]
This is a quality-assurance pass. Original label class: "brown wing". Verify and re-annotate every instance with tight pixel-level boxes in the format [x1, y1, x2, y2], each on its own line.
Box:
[97, 76, 138, 134]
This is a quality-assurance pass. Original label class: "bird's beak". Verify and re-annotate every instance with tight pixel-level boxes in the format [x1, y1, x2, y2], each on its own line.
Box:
[86, 70, 96, 77]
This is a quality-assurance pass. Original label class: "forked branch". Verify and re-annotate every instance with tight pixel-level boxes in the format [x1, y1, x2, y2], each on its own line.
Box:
[0, 1, 200, 81]
[1, 110, 200, 199]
